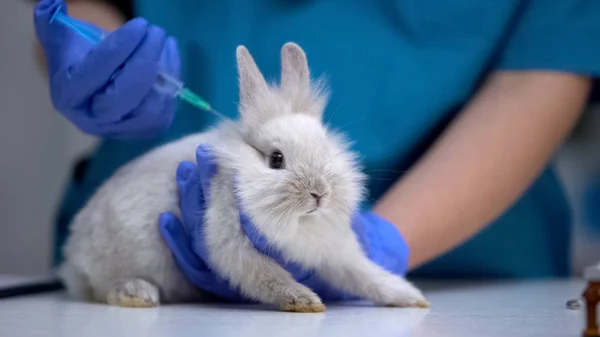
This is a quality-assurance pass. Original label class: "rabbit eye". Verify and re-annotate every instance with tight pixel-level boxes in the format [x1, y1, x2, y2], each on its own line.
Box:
[269, 150, 285, 169]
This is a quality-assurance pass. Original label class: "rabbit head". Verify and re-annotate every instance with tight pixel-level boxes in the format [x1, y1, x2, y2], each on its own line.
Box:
[232, 42, 366, 239]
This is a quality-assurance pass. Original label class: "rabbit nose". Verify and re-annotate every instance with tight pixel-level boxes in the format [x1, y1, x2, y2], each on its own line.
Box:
[310, 193, 322, 207]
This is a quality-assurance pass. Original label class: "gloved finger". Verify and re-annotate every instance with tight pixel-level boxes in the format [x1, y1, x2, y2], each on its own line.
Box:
[362, 212, 410, 276]
[53, 18, 149, 107]
[160, 36, 181, 79]
[90, 25, 167, 122]
[240, 211, 274, 253]
[92, 88, 174, 139]
[196, 145, 218, 202]
[175, 161, 206, 236]
[159, 213, 212, 281]
[34, 0, 95, 69]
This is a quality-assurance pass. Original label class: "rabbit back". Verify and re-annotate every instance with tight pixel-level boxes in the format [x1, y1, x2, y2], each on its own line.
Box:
[60, 130, 218, 303]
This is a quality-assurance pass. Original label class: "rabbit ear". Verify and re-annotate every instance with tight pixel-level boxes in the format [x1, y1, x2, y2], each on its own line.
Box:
[280, 42, 328, 119]
[281, 42, 310, 95]
[236, 45, 269, 110]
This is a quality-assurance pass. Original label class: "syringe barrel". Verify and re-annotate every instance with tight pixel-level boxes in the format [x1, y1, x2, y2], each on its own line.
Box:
[50, 8, 104, 43]
[153, 72, 184, 97]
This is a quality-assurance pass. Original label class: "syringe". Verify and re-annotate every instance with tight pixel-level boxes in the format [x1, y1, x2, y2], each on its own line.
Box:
[49, 6, 225, 119]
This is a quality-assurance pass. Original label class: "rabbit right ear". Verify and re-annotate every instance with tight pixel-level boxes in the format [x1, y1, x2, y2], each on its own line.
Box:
[236, 45, 269, 112]
[280, 42, 328, 120]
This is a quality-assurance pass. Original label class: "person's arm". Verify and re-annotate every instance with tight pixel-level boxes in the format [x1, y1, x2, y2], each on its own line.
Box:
[33, 0, 126, 75]
[373, 71, 591, 269]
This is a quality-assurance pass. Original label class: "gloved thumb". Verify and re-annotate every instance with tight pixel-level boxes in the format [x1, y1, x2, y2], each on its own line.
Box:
[196, 145, 218, 202]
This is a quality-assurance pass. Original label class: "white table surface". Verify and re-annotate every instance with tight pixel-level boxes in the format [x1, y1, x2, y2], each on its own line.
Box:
[0, 279, 590, 337]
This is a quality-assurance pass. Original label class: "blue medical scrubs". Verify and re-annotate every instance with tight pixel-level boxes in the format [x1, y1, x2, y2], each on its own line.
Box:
[52, 0, 600, 278]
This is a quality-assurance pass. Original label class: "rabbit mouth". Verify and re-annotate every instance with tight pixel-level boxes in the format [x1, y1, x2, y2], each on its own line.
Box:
[306, 208, 318, 214]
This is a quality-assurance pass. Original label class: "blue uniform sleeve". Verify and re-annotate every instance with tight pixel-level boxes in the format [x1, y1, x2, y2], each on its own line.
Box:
[493, 0, 600, 78]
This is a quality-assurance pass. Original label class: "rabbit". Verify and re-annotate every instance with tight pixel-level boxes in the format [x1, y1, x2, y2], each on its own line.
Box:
[58, 42, 429, 312]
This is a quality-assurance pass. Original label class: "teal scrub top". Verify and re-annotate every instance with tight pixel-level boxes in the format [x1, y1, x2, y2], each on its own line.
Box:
[52, 0, 600, 278]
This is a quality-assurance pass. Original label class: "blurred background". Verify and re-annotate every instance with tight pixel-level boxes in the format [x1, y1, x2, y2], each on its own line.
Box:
[0, 0, 599, 278]
[0, 0, 97, 277]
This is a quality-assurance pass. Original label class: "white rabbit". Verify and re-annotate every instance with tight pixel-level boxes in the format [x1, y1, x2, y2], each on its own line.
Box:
[58, 42, 429, 312]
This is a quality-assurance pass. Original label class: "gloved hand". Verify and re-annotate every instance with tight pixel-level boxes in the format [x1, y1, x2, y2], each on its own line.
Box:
[160, 145, 410, 302]
[158, 146, 244, 301]
[34, 0, 180, 139]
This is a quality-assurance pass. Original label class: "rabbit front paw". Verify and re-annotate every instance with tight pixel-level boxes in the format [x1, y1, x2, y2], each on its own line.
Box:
[385, 297, 429, 308]
[106, 279, 160, 308]
[277, 286, 325, 313]
[383, 284, 429, 308]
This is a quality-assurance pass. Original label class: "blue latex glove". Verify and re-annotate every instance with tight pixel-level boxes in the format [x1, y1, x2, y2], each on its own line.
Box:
[160, 145, 410, 302]
[158, 146, 243, 302]
[34, 0, 180, 139]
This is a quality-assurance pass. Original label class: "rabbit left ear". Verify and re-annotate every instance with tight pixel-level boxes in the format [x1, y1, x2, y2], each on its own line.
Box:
[237, 45, 270, 110]
[280, 42, 328, 119]
[236, 45, 283, 129]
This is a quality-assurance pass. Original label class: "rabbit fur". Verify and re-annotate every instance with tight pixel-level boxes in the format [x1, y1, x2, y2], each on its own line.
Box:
[58, 42, 428, 312]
